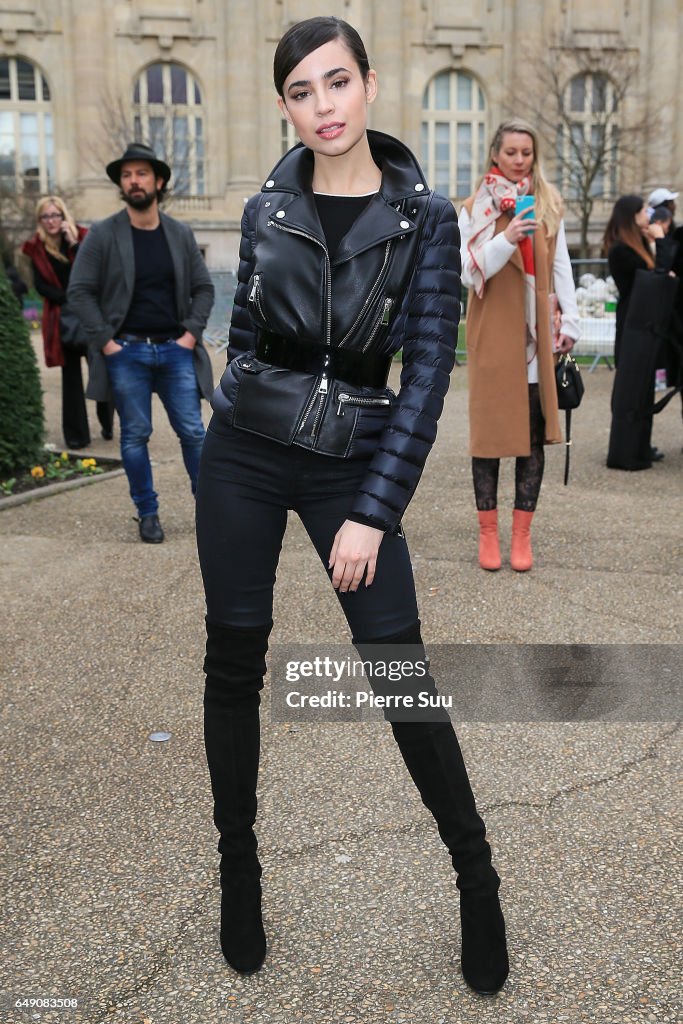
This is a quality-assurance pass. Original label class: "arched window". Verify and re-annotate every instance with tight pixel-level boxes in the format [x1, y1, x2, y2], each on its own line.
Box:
[133, 63, 205, 196]
[0, 57, 54, 193]
[421, 70, 487, 199]
[558, 72, 619, 200]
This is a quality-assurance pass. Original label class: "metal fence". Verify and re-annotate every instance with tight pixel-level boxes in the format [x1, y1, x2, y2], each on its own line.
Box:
[204, 270, 236, 350]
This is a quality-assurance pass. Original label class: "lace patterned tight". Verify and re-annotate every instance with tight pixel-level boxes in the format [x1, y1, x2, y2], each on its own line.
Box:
[472, 383, 545, 512]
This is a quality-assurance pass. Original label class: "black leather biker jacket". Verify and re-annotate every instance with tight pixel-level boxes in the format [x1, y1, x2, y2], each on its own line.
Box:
[212, 130, 462, 532]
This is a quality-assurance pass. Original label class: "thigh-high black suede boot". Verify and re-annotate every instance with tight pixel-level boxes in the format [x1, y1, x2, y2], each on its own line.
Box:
[203, 619, 272, 973]
[354, 621, 509, 995]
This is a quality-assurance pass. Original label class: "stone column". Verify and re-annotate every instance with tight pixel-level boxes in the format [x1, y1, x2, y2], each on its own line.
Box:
[66, 1, 114, 213]
[225, 0, 261, 191]
[370, 2, 405, 143]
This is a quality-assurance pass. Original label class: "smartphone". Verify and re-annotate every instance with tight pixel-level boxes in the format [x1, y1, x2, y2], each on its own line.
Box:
[515, 195, 535, 229]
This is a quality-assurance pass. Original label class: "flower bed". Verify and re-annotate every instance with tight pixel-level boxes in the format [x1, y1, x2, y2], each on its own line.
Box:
[1, 449, 122, 498]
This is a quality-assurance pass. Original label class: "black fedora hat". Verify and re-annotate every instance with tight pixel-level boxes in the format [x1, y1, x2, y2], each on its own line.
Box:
[106, 142, 171, 185]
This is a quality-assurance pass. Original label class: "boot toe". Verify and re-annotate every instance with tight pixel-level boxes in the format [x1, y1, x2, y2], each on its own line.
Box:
[460, 890, 509, 995]
[220, 879, 266, 974]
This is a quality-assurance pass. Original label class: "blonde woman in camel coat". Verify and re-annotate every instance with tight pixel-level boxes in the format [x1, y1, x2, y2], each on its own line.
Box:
[459, 118, 579, 571]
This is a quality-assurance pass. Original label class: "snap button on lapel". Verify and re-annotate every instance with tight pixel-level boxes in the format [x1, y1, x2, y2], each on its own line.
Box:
[415, 183, 425, 191]
[276, 210, 286, 218]
[264, 201, 271, 207]
[399, 220, 410, 229]
[265, 179, 275, 188]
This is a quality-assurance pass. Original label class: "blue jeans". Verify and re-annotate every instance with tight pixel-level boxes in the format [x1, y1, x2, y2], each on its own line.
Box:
[105, 339, 205, 517]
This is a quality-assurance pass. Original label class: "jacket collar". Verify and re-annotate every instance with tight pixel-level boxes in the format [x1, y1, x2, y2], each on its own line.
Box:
[260, 130, 431, 262]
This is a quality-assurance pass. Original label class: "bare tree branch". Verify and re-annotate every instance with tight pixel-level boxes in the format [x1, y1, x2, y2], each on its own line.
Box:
[78, 85, 200, 209]
[511, 43, 661, 255]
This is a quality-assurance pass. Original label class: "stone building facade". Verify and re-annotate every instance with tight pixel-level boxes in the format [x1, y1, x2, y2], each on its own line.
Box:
[1, 0, 681, 267]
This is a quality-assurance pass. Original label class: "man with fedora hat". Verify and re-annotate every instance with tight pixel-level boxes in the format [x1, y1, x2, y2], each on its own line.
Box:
[68, 142, 214, 542]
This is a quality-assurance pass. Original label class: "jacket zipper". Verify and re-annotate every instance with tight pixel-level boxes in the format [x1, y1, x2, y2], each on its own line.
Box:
[248, 273, 266, 322]
[337, 194, 408, 350]
[362, 297, 394, 353]
[271, 220, 331, 441]
[336, 393, 392, 416]
[337, 239, 393, 348]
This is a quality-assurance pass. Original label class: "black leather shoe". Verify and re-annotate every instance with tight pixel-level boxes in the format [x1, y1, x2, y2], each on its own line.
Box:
[460, 889, 509, 995]
[138, 514, 164, 543]
[220, 877, 266, 973]
[650, 446, 665, 462]
[101, 429, 113, 441]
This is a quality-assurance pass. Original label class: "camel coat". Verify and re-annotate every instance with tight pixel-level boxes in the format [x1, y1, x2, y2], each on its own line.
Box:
[464, 200, 562, 458]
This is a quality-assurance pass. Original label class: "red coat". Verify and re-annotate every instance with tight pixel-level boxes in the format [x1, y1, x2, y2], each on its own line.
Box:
[22, 225, 88, 368]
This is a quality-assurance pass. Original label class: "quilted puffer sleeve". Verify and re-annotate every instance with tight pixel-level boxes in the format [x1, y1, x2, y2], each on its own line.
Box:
[226, 195, 259, 362]
[349, 194, 461, 532]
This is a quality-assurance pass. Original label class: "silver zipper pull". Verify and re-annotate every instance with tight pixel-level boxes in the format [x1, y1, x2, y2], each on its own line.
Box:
[319, 374, 328, 394]
[337, 392, 349, 416]
[381, 297, 393, 325]
[248, 274, 260, 302]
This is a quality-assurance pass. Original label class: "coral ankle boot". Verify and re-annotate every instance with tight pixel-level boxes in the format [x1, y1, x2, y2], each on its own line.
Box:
[477, 510, 501, 571]
[510, 509, 534, 571]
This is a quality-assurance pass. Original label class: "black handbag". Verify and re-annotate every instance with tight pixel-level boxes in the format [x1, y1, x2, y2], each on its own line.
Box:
[555, 353, 584, 485]
[59, 304, 86, 350]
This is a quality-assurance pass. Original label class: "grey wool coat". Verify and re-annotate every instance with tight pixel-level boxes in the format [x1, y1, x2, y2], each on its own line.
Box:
[67, 209, 215, 402]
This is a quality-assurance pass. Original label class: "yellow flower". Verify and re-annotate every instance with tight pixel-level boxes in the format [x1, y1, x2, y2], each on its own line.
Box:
[60, 451, 69, 462]
[31, 466, 45, 479]
[81, 458, 96, 468]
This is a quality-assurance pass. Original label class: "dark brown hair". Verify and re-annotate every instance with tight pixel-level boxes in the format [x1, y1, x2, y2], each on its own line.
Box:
[273, 17, 370, 97]
[602, 194, 654, 268]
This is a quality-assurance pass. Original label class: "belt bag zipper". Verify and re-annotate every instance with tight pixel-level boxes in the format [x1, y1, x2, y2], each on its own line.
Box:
[297, 371, 329, 439]
[336, 393, 391, 416]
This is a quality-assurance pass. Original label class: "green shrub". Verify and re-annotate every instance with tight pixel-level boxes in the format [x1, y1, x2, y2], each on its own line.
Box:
[0, 266, 44, 476]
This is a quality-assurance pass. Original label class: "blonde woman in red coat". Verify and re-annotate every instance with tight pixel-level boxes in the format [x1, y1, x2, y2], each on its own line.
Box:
[22, 196, 113, 448]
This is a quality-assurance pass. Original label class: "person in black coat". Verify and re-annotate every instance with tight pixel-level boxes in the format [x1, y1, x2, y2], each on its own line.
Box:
[603, 194, 676, 468]
[195, 16, 508, 994]
[2, 259, 28, 307]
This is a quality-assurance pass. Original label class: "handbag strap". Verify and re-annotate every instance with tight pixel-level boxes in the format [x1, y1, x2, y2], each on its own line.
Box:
[563, 409, 572, 486]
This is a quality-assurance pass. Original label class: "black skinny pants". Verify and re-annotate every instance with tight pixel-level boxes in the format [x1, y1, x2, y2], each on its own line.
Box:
[195, 419, 419, 640]
[61, 346, 113, 448]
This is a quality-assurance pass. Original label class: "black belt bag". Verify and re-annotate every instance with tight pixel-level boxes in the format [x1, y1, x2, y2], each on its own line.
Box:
[230, 333, 394, 457]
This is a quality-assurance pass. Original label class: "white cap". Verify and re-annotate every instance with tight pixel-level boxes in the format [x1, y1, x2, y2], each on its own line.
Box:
[647, 187, 679, 207]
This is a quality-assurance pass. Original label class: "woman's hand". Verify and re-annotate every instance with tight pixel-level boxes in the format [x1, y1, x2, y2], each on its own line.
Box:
[556, 333, 575, 353]
[646, 222, 665, 241]
[504, 212, 538, 244]
[329, 520, 384, 592]
[61, 222, 79, 247]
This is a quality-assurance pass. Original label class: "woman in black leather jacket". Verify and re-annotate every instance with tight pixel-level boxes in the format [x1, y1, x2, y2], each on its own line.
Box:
[196, 16, 508, 993]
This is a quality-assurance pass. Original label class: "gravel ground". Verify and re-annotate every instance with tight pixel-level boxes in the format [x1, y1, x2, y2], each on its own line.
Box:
[1, 338, 681, 1024]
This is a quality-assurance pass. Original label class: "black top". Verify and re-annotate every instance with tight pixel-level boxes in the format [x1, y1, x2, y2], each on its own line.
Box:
[313, 193, 375, 262]
[32, 239, 73, 305]
[607, 237, 673, 360]
[120, 223, 180, 336]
